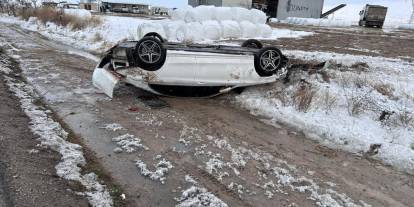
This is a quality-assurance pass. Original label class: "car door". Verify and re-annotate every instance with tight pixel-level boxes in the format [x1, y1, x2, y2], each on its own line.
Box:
[153, 50, 197, 85]
[194, 52, 254, 86]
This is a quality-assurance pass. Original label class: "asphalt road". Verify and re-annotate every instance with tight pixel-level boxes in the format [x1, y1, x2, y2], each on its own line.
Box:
[1, 22, 414, 206]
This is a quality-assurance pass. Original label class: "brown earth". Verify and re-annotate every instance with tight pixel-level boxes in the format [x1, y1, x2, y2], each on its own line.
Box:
[265, 23, 414, 61]
[0, 52, 89, 207]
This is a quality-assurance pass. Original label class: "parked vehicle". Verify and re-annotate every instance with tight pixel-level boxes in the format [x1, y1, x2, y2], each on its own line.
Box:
[151, 6, 169, 16]
[359, 4, 388, 28]
[92, 33, 289, 98]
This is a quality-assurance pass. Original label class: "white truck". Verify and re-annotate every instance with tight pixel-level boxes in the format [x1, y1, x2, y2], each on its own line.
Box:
[359, 4, 388, 28]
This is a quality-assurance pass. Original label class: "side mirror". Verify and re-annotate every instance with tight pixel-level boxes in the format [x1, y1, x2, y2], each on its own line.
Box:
[359, 10, 363, 15]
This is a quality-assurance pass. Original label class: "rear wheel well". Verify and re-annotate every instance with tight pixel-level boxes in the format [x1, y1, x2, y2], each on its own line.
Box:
[144, 32, 166, 43]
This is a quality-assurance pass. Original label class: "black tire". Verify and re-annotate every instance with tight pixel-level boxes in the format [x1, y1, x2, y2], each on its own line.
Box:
[144, 32, 165, 43]
[254, 47, 284, 77]
[358, 20, 363, 26]
[242, 39, 263, 49]
[135, 36, 167, 71]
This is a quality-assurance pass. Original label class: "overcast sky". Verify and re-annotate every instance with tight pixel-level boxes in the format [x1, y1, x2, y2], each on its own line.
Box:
[142, 0, 412, 22]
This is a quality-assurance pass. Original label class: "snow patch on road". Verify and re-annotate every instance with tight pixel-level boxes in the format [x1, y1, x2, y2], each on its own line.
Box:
[176, 186, 229, 207]
[112, 133, 149, 153]
[135, 157, 174, 184]
[176, 175, 228, 207]
[193, 132, 368, 206]
[102, 123, 125, 132]
[4, 76, 113, 207]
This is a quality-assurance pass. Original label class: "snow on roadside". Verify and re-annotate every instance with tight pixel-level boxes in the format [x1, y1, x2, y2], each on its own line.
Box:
[236, 50, 414, 175]
[3, 76, 113, 206]
[284, 17, 353, 27]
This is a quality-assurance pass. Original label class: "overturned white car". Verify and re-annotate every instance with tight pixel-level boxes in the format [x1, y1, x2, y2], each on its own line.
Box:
[92, 33, 288, 98]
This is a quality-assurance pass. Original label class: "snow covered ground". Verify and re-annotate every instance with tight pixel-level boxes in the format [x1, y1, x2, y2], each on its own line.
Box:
[284, 17, 353, 28]
[237, 50, 414, 175]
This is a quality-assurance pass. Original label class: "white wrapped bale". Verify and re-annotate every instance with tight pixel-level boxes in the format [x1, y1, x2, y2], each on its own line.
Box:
[202, 20, 222, 40]
[170, 6, 192, 21]
[175, 22, 204, 42]
[257, 24, 272, 38]
[231, 7, 251, 22]
[220, 20, 241, 39]
[194, 5, 214, 22]
[137, 22, 166, 39]
[184, 8, 202, 23]
[64, 9, 92, 18]
[250, 9, 267, 24]
[185, 22, 204, 42]
[162, 20, 185, 41]
[239, 21, 257, 38]
[213, 7, 233, 21]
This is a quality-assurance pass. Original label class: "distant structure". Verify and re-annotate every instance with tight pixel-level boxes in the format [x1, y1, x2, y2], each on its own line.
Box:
[188, 0, 325, 20]
[79, 0, 97, 10]
[80, 0, 150, 14]
[188, 0, 252, 9]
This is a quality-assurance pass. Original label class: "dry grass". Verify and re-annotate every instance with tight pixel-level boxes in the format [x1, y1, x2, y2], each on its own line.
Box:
[319, 89, 338, 114]
[344, 89, 375, 116]
[373, 83, 394, 97]
[396, 108, 414, 128]
[293, 83, 318, 112]
[92, 32, 103, 42]
[17, 7, 101, 31]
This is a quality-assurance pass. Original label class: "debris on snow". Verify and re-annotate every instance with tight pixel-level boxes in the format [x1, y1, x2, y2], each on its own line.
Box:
[135, 158, 174, 184]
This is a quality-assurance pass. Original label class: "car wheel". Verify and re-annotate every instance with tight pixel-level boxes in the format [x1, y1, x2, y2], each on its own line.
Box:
[135, 36, 167, 71]
[242, 39, 263, 49]
[254, 47, 284, 77]
[144, 32, 166, 43]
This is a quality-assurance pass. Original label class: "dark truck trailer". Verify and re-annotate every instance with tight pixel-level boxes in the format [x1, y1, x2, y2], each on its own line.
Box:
[359, 4, 388, 28]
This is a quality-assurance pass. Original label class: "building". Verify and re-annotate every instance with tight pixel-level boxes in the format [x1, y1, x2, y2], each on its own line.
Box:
[190, 0, 325, 20]
[189, 0, 252, 9]
[42, 0, 59, 7]
[99, 0, 150, 14]
[273, 0, 324, 19]
[58, 0, 80, 9]
[79, 0, 99, 11]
